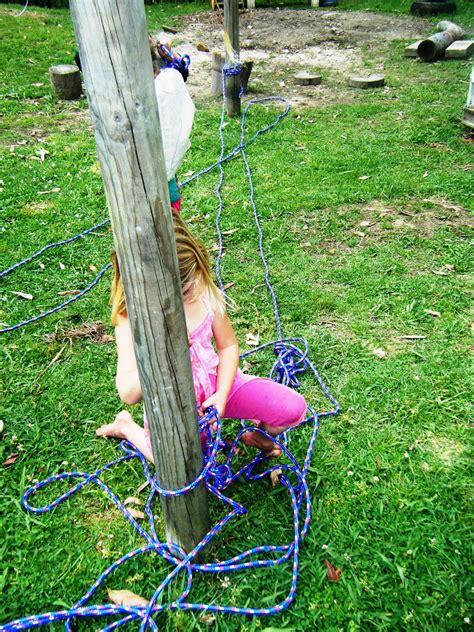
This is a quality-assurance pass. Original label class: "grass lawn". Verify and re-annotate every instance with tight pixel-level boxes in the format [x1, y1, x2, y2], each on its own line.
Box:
[1, 1, 473, 631]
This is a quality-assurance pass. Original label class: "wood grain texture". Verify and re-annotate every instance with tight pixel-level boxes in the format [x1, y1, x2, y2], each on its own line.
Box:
[224, 0, 241, 117]
[70, 0, 210, 555]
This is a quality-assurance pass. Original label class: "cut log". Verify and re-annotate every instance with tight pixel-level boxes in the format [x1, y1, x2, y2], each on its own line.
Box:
[211, 51, 225, 96]
[417, 21, 465, 62]
[348, 74, 385, 89]
[445, 40, 474, 59]
[49, 64, 82, 100]
[295, 73, 322, 86]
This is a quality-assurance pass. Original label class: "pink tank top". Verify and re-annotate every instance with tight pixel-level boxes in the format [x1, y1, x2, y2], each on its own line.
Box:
[188, 299, 219, 406]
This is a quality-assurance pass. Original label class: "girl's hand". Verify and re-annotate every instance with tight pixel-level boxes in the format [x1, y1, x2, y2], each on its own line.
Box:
[200, 391, 227, 418]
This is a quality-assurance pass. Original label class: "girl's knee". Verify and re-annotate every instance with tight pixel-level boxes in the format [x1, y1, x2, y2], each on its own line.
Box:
[286, 391, 307, 425]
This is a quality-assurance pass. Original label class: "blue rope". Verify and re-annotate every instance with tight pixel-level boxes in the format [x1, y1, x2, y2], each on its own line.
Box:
[0, 263, 112, 334]
[1, 68, 340, 630]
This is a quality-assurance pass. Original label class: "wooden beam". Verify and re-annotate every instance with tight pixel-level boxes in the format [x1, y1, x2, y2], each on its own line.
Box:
[70, 0, 210, 556]
[224, 0, 241, 117]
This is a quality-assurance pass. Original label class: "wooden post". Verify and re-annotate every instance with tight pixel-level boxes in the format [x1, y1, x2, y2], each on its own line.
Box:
[70, 0, 210, 556]
[224, 0, 241, 117]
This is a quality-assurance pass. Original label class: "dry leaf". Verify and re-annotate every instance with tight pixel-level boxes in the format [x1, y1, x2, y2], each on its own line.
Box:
[11, 291, 33, 300]
[210, 244, 220, 252]
[59, 262, 65, 270]
[270, 468, 282, 488]
[89, 264, 98, 272]
[324, 559, 341, 582]
[222, 228, 239, 235]
[423, 171, 429, 178]
[136, 480, 149, 494]
[37, 148, 49, 161]
[38, 187, 60, 195]
[425, 309, 440, 317]
[223, 282, 235, 290]
[39, 263, 45, 270]
[360, 220, 375, 227]
[107, 589, 148, 607]
[100, 334, 115, 343]
[0, 420, 3, 434]
[241, 359, 251, 373]
[198, 612, 216, 626]
[3, 453, 19, 466]
[57, 290, 79, 296]
[127, 508, 145, 519]
[31, 82, 44, 87]
[358, 175, 370, 180]
[124, 496, 143, 506]
[245, 332, 259, 347]
[182, 170, 195, 177]
[372, 347, 387, 358]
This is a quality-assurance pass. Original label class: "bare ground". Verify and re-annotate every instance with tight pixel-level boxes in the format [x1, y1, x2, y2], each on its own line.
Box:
[165, 8, 428, 106]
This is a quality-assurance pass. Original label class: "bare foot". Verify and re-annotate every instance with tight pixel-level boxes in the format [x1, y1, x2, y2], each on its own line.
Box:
[242, 428, 282, 458]
[96, 411, 133, 439]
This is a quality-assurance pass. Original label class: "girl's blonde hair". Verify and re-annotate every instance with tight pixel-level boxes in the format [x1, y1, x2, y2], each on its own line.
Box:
[110, 214, 225, 325]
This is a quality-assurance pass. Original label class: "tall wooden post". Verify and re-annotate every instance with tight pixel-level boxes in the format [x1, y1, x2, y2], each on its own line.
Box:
[224, 0, 241, 117]
[70, 0, 210, 556]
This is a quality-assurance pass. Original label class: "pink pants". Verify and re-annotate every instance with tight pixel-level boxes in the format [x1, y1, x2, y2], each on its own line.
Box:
[144, 372, 307, 454]
[208, 372, 307, 427]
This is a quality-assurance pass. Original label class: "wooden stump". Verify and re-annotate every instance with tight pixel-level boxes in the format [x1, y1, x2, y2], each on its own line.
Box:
[211, 52, 253, 96]
[295, 73, 322, 86]
[49, 64, 82, 100]
[211, 52, 225, 96]
[348, 74, 385, 89]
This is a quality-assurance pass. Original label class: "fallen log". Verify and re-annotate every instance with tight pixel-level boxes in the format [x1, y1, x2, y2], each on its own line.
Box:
[417, 20, 465, 62]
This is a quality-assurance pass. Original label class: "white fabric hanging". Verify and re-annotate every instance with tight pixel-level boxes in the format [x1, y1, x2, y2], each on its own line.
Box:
[154, 68, 195, 180]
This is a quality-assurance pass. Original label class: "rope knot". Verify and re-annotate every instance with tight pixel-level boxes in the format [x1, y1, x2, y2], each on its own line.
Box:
[271, 341, 309, 389]
[223, 63, 242, 76]
[206, 463, 232, 489]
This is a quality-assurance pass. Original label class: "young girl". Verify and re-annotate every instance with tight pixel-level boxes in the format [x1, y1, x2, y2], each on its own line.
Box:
[96, 215, 307, 461]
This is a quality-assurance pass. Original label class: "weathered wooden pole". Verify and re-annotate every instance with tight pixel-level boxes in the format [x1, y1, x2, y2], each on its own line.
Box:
[70, 0, 210, 556]
[224, 0, 241, 117]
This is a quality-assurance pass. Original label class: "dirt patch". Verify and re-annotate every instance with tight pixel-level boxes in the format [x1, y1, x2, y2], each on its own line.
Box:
[165, 8, 427, 106]
[415, 433, 466, 467]
[44, 320, 114, 344]
[348, 198, 474, 238]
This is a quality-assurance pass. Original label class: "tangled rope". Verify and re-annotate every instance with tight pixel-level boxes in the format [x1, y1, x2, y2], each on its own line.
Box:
[1, 65, 340, 630]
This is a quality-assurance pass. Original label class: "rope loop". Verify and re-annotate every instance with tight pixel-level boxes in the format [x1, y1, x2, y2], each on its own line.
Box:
[223, 63, 242, 76]
[206, 462, 232, 489]
[271, 340, 310, 388]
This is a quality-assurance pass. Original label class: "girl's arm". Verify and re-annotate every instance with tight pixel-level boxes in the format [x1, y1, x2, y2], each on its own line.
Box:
[201, 309, 239, 416]
[115, 314, 143, 405]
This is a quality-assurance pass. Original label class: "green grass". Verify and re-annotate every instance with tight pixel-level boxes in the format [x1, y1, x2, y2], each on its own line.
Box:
[1, 2, 473, 631]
